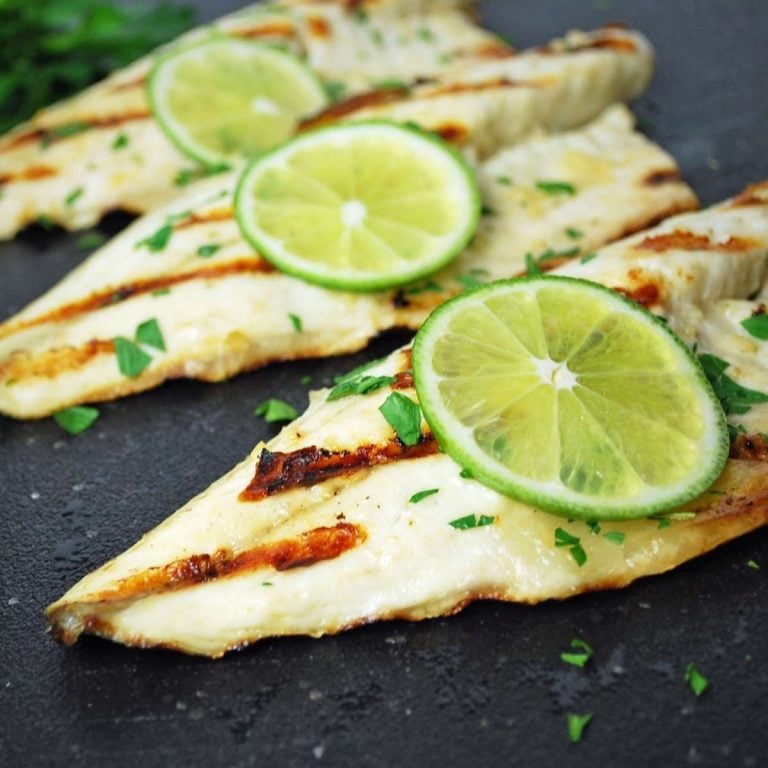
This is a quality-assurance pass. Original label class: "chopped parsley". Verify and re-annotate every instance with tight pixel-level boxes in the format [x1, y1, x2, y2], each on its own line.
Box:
[253, 399, 298, 423]
[136, 223, 173, 253]
[36, 214, 55, 230]
[554, 527, 587, 567]
[741, 313, 768, 340]
[567, 713, 593, 743]
[405, 279, 443, 295]
[64, 187, 83, 207]
[40, 121, 90, 148]
[495, 175, 513, 186]
[197, 243, 220, 258]
[525, 253, 542, 276]
[135, 318, 166, 351]
[328, 374, 393, 402]
[747, 559, 760, 570]
[526, 247, 580, 276]
[602, 531, 625, 546]
[112, 133, 129, 150]
[657, 517, 672, 530]
[566, 227, 583, 240]
[586, 520, 601, 535]
[379, 392, 422, 446]
[684, 662, 709, 696]
[449, 514, 496, 530]
[372, 78, 408, 90]
[536, 180, 576, 196]
[456, 268, 490, 290]
[173, 163, 230, 187]
[417, 27, 435, 43]
[152, 288, 171, 297]
[300, 375, 312, 385]
[698, 353, 768, 415]
[409, 488, 439, 504]
[288, 313, 303, 333]
[77, 232, 106, 250]
[561, 638, 593, 668]
[580, 252, 597, 264]
[323, 81, 347, 101]
[114, 337, 153, 378]
[52, 405, 100, 435]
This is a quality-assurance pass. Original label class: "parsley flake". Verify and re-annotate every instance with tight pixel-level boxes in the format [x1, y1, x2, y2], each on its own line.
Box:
[300, 375, 312, 385]
[152, 288, 171, 297]
[64, 187, 83, 207]
[495, 175, 513, 186]
[580, 252, 597, 264]
[561, 638, 593, 668]
[698, 353, 768, 415]
[53, 405, 100, 435]
[741, 313, 768, 340]
[77, 233, 106, 250]
[112, 133, 129, 150]
[135, 318, 166, 351]
[567, 713, 592, 743]
[586, 520, 601, 535]
[41, 121, 90, 148]
[602, 531, 625, 546]
[136, 223, 173, 253]
[328, 374, 393, 402]
[323, 81, 347, 101]
[536, 180, 576, 196]
[379, 392, 422, 445]
[197, 243, 220, 258]
[409, 488, 439, 504]
[566, 227, 583, 240]
[289, 313, 303, 333]
[449, 514, 495, 530]
[254, 399, 298, 423]
[684, 662, 709, 696]
[525, 253, 542, 276]
[417, 27, 435, 42]
[114, 337, 152, 378]
[747, 559, 760, 570]
[554, 527, 587, 567]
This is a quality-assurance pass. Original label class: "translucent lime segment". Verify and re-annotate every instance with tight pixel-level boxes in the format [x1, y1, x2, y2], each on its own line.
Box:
[150, 38, 329, 166]
[235, 122, 481, 291]
[413, 276, 729, 520]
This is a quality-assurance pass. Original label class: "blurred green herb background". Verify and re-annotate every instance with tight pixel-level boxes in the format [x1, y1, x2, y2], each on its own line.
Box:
[0, 0, 196, 134]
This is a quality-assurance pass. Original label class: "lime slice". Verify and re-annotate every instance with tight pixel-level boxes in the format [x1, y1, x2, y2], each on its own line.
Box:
[149, 38, 329, 166]
[234, 121, 481, 291]
[413, 276, 729, 520]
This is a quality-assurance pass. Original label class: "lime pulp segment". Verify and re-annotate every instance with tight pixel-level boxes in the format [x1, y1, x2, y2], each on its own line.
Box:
[149, 38, 329, 166]
[234, 121, 481, 291]
[412, 277, 729, 519]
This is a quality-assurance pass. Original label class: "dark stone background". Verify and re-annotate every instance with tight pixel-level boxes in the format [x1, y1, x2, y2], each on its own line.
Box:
[1, 2, 766, 766]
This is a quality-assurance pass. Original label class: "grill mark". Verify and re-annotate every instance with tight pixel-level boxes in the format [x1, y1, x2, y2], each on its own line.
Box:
[728, 181, 768, 208]
[730, 434, 768, 462]
[0, 339, 115, 382]
[231, 21, 296, 39]
[0, 165, 57, 185]
[240, 436, 439, 502]
[0, 258, 272, 341]
[643, 168, 682, 187]
[434, 123, 469, 144]
[300, 88, 411, 130]
[425, 77, 531, 98]
[614, 282, 661, 308]
[4, 110, 151, 152]
[63, 522, 366, 609]
[307, 15, 331, 38]
[637, 229, 756, 253]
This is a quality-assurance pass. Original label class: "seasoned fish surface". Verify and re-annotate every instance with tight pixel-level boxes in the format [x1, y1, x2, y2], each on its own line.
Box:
[47, 184, 768, 654]
[0, 0, 503, 240]
[0, 106, 696, 418]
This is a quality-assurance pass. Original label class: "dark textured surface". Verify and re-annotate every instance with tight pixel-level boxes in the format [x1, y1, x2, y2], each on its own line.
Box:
[2, 2, 768, 766]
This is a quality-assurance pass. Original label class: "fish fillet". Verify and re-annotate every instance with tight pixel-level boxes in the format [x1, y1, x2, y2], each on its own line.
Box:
[0, 105, 695, 418]
[46, 182, 768, 656]
[0, 0, 504, 240]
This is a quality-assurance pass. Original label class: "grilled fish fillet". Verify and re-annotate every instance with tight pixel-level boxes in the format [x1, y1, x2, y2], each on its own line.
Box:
[46, 185, 768, 656]
[0, 106, 696, 419]
[0, 0, 503, 240]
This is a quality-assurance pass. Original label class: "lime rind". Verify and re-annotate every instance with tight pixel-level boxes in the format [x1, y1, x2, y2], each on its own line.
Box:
[234, 120, 482, 291]
[148, 35, 329, 167]
[413, 276, 729, 520]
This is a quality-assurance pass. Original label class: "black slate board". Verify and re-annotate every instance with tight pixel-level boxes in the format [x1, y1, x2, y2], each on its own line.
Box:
[1, 2, 767, 766]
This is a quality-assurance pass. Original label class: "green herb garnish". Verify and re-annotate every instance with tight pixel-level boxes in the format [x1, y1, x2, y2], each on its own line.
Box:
[136, 223, 173, 253]
[409, 488, 439, 504]
[114, 337, 153, 378]
[567, 713, 592, 743]
[152, 288, 171, 297]
[580, 252, 597, 264]
[417, 27, 435, 43]
[40, 121, 90, 148]
[747, 559, 760, 570]
[741, 313, 768, 340]
[566, 227, 583, 240]
[554, 527, 587, 567]
[536, 180, 576, 196]
[698, 353, 768, 415]
[684, 662, 709, 696]
[525, 253, 542, 277]
[328, 374, 393, 402]
[449, 514, 495, 530]
[495, 175, 512, 186]
[602, 531, 625, 546]
[196, 243, 220, 258]
[77, 232, 106, 250]
[64, 187, 83, 207]
[254, 399, 298, 423]
[561, 638, 593, 668]
[112, 132, 129, 150]
[323, 81, 347, 101]
[300, 375, 312, 385]
[379, 392, 422, 446]
[53, 405, 100, 435]
[288, 313, 303, 333]
[135, 318, 165, 351]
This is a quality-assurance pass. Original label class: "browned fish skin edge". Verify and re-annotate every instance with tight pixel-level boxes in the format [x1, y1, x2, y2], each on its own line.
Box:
[730, 434, 768, 462]
[636, 229, 757, 253]
[642, 168, 683, 186]
[240, 436, 439, 502]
